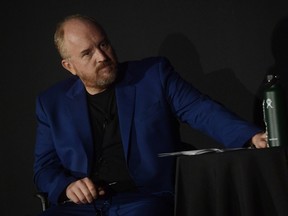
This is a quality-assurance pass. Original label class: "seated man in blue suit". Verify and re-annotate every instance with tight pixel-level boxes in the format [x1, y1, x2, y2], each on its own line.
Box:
[33, 14, 267, 216]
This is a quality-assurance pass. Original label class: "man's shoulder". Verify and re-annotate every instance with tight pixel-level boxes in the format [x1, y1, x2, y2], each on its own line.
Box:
[116, 56, 173, 85]
[37, 76, 80, 98]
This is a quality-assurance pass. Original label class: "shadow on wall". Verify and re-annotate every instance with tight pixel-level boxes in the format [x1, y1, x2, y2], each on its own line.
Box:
[158, 33, 257, 149]
[254, 16, 288, 129]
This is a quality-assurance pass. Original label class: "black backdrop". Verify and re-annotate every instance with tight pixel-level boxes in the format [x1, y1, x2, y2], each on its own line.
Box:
[1, 0, 288, 215]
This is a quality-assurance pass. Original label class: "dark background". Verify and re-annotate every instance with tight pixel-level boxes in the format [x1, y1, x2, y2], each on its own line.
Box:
[1, 0, 288, 215]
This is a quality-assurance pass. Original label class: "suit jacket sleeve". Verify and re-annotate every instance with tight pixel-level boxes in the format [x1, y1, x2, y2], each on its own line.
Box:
[157, 57, 261, 147]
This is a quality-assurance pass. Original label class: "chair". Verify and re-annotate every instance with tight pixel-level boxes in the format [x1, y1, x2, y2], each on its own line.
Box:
[35, 192, 49, 212]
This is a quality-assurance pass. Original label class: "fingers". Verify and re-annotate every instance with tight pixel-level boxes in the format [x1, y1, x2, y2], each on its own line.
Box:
[258, 132, 268, 148]
[256, 139, 268, 148]
[98, 186, 105, 196]
[66, 177, 104, 204]
[251, 132, 268, 148]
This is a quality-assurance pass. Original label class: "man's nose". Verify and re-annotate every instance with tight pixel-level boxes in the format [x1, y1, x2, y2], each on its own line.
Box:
[95, 48, 108, 62]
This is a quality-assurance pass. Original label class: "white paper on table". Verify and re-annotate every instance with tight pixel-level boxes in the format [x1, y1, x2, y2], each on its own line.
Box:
[158, 148, 245, 157]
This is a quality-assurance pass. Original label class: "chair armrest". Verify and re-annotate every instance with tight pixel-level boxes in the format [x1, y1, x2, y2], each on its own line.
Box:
[35, 192, 49, 211]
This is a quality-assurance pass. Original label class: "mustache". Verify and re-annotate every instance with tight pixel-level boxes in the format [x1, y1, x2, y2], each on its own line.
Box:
[96, 61, 116, 71]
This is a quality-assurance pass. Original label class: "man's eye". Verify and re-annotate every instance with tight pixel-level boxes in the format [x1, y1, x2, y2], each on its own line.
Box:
[100, 41, 110, 49]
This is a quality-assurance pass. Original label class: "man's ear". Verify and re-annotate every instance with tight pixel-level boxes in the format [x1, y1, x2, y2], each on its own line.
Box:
[61, 59, 76, 75]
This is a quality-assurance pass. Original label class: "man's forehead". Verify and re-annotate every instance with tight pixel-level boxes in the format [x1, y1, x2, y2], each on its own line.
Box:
[64, 18, 103, 33]
[64, 21, 105, 42]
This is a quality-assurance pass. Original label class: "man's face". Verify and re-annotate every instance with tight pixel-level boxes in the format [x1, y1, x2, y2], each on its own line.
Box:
[61, 19, 118, 94]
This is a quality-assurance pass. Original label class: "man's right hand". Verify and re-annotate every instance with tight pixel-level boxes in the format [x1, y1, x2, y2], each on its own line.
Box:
[66, 177, 105, 204]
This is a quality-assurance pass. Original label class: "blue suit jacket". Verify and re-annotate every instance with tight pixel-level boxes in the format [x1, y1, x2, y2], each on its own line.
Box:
[33, 57, 261, 204]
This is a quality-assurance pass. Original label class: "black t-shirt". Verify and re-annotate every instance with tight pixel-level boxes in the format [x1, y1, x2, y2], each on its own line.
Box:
[86, 87, 136, 192]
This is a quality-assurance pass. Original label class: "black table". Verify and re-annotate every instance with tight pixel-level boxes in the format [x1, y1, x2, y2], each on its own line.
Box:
[175, 146, 288, 216]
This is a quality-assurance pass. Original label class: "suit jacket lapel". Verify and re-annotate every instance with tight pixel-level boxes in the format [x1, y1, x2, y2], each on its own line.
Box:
[116, 84, 135, 159]
[115, 63, 136, 159]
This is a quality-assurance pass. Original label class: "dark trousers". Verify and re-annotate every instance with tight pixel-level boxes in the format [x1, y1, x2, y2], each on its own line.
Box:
[39, 192, 174, 216]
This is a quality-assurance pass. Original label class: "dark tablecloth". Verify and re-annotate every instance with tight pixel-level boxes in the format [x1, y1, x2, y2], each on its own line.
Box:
[175, 147, 288, 216]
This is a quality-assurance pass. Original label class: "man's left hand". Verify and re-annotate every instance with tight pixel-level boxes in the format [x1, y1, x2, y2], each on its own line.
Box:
[251, 132, 268, 148]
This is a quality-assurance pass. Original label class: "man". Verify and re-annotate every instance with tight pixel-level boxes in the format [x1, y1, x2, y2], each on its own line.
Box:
[33, 14, 267, 216]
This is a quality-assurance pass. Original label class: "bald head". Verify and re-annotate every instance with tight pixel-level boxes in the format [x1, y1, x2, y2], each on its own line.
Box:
[54, 14, 106, 59]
